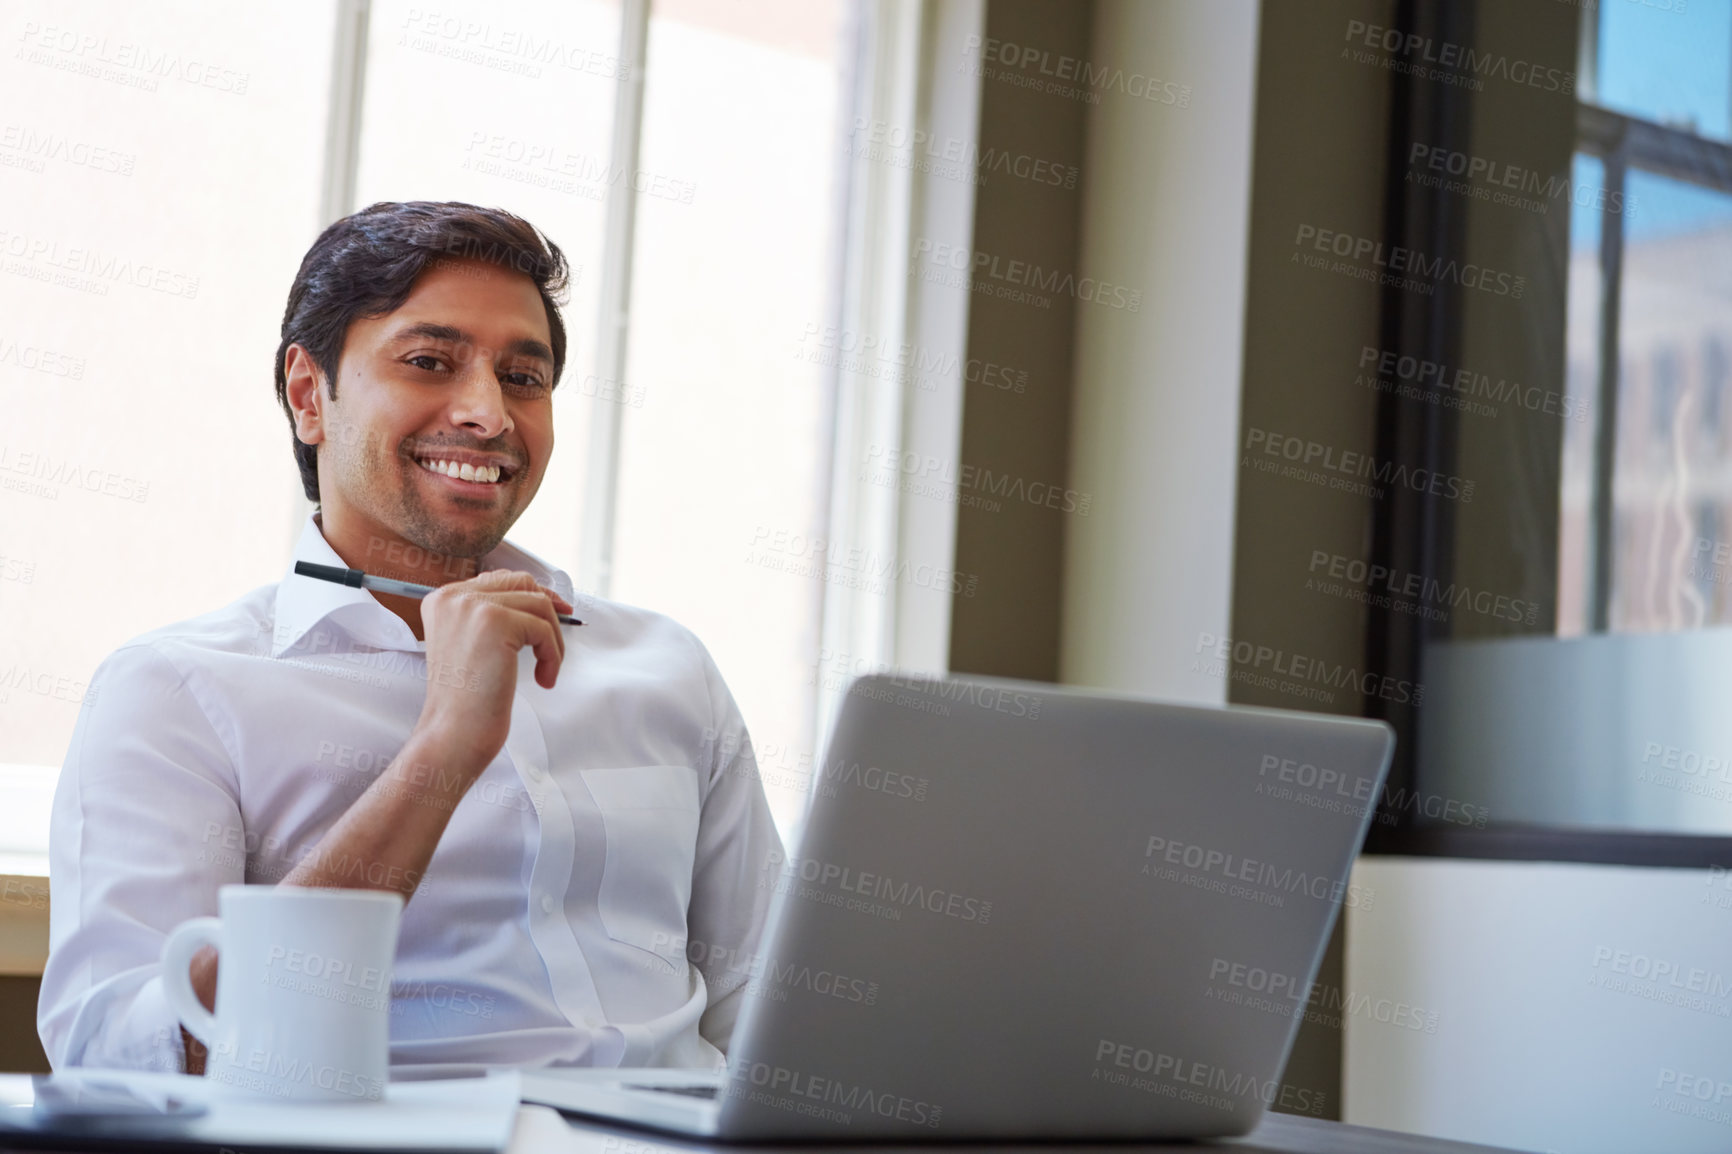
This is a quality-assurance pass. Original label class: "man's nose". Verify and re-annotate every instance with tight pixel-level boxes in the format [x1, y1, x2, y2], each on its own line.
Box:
[447, 350, 513, 437]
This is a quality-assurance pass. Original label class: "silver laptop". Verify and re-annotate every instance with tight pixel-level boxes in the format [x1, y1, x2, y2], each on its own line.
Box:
[521, 672, 1394, 1141]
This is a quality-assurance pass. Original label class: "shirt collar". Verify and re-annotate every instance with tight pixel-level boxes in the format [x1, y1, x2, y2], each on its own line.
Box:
[270, 512, 576, 658]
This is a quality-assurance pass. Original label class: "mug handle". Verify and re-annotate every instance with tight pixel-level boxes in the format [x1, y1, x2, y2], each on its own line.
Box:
[160, 916, 222, 1047]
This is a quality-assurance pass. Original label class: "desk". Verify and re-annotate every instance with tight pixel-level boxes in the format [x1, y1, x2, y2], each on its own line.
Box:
[509, 1106, 1535, 1154]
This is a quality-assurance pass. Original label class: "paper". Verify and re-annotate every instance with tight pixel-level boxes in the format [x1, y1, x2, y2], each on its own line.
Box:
[0, 1068, 523, 1152]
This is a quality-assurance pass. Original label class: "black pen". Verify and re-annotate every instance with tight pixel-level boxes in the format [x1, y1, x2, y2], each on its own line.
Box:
[294, 561, 584, 626]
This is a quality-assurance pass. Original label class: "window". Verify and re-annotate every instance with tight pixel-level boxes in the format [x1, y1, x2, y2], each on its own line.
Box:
[1567, 3, 1732, 635]
[1, 0, 867, 861]
[0, 0, 339, 869]
[1395, 0, 1732, 852]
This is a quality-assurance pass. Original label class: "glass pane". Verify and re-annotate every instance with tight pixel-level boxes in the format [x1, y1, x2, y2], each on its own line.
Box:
[1597, 0, 1732, 137]
[611, 0, 847, 841]
[1607, 168, 1732, 631]
[356, 0, 624, 578]
[1558, 153, 1605, 638]
[1438, 164, 1732, 839]
[1, 0, 335, 786]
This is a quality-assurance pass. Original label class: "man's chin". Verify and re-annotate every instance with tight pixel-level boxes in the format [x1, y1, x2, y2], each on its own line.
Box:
[396, 503, 515, 565]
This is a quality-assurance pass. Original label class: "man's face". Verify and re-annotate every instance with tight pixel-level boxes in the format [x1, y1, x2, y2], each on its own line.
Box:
[308, 258, 556, 562]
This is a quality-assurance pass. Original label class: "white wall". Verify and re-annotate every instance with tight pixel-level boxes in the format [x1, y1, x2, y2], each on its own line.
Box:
[1348, 858, 1732, 1153]
[1058, 0, 1258, 703]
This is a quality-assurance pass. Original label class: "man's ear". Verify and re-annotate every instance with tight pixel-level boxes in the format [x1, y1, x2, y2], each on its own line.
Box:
[283, 344, 329, 446]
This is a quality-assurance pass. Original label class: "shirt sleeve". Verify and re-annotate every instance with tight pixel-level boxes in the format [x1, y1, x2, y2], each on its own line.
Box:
[38, 642, 244, 1072]
[685, 639, 785, 1056]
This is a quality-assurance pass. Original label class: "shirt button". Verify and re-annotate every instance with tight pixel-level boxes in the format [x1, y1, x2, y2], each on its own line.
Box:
[540, 895, 556, 914]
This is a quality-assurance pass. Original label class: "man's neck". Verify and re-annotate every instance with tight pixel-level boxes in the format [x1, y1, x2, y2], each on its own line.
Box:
[313, 509, 485, 642]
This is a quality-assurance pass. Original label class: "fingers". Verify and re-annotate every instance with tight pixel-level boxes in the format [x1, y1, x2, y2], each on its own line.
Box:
[488, 591, 568, 662]
[426, 571, 573, 690]
[471, 569, 574, 614]
[515, 611, 564, 689]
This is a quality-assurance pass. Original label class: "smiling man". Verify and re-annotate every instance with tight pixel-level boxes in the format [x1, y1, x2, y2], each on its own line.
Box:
[38, 201, 782, 1075]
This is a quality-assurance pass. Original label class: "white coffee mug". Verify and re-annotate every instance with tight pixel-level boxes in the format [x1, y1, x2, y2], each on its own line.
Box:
[162, 885, 403, 1102]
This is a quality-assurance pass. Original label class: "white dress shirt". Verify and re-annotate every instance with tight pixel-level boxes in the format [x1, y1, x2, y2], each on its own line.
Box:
[39, 513, 783, 1074]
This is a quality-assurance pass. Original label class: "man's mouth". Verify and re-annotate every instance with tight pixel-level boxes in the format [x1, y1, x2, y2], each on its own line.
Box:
[413, 455, 515, 485]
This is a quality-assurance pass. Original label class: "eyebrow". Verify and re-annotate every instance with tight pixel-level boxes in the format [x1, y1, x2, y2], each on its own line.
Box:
[388, 321, 554, 365]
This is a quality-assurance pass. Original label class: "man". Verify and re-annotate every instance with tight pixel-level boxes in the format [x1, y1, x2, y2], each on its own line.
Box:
[37, 201, 782, 1075]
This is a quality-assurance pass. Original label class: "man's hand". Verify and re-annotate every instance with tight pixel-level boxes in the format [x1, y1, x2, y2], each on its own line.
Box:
[182, 945, 217, 1075]
[417, 569, 575, 776]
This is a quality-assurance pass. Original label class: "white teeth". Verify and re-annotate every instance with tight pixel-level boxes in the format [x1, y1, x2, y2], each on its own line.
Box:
[416, 458, 503, 483]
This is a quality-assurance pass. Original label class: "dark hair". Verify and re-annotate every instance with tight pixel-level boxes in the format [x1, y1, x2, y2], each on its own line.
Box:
[273, 200, 571, 502]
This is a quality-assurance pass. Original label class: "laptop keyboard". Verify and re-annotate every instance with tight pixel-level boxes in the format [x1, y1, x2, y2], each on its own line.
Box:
[623, 1083, 720, 1099]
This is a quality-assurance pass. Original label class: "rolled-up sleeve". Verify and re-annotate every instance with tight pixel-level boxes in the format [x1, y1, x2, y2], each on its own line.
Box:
[687, 640, 785, 1056]
[38, 642, 242, 1072]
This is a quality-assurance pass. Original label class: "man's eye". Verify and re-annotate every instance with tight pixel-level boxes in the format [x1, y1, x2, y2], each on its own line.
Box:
[407, 354, 446, 372]
[503, 372, 549, 393]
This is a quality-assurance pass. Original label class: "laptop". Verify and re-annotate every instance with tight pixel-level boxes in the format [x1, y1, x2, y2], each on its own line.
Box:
[521, 672, 1394, 1141]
